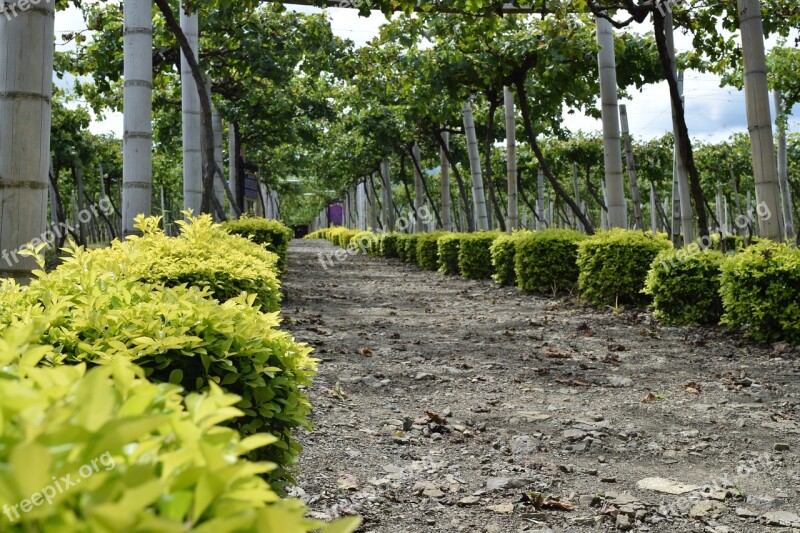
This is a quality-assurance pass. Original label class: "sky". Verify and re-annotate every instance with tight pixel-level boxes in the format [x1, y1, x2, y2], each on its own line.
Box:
[54, 5, 799, 144]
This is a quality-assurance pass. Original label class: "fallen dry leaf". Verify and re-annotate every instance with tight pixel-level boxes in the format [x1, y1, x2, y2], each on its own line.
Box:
[358, 348, 374, 356]
[684, 381, 701, 395]
[545, 348, 571, 359]
[641, 392, 658, 403]
[425, 410, 448, 425]
[522, 492, 574, 511]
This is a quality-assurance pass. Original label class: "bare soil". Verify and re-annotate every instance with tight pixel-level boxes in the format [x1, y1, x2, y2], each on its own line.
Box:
[282, 239, 800, 533]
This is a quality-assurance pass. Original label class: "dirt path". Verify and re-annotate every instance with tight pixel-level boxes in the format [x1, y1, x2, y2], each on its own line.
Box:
[281, 239, 799, 533]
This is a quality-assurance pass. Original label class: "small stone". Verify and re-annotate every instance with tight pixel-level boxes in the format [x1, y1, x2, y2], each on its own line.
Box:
[487, 502, 514, 514]
[609, 376, 633, 388]
[709, 490, 730, 501]
[563, 429, 587, 441]
[430, 432, 443, 441]
[423, 488, 445, 498]
[689, 500, 725, 519]
[457, 496, 480, 506]
[442, 407, 452, 417]
[578, 495, 596, 507]
[486, 478, 510, 491]
[773, 442, 790, 451]
[735, 507, 759, 518]
[415, 372, 435, 381]
[336, 474, 359, 491]
[509, 435, 537, 455]
[637, 477, 700, 495]
[601, 476, 617, 483]
[616, 513, 632, 530]
[513, 411, 552, 422]
[762, 511, 800, 527]
[746, 495, 775, 508]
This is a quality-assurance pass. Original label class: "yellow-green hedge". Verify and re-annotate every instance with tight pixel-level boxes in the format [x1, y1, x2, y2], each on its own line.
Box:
[223, 216, 293, 275]
[577, 229, 672, 306]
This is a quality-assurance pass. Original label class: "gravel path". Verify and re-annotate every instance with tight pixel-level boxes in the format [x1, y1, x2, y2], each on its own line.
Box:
[282, 239, 799, 533]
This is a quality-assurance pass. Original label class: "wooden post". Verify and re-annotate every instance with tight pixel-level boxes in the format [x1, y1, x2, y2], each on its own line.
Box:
[73, 163, 87, 245]
[537, 169, 546, 230]
[122, 0, 153, 236]
[650, 181, 658, 235]
[0, 0, 54, 280]
[738, 0, 783, 240]
[596, 17, 626, 228]
[180, 6, 202, 214]
[504, 87, 518, 231]
[462, 100, 489, 230]
[211, 107, 225, 219]
[412, 142, 425, 232]
[439, 131, 451, 231]
[381, 158, 394, 231]
[619, 105, 644, 230]
[773, 89, 794, 240]
[160, 185, 167, 231]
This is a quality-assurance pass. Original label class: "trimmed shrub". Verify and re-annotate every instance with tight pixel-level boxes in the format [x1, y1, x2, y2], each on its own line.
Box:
[491, 233, 519, 286]
[380, 233, 401, 258]
[719, 241, 800, 343]
[369, 233, 384, 255]
[577, 229, 672, 306]
[223, 216, 293, 275]
[437, 233, 465, 275]
[351, 231, 377, 255]
[88, 214, 282, 312]
[644, 247, 725, 325]
[515, 229, 586, 293]
[327, 227, 348, 247]
[0, 327, 358, 533]
[338, 229, 360, 249]
[458, 232, 501, 280]
[303, 228, 329, 239]
[397, 234, 421, 264]
[16, 244, 316, 486]
[695, 233, 760, 253]
[416, 232, 445, 271]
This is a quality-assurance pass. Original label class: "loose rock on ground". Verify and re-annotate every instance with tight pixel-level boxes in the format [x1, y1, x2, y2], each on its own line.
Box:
[283, 240, 800, 532]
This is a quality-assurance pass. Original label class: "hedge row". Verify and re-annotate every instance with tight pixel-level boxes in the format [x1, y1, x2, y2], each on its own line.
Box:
[307, 226, 799, 343]
[0, 215, 359, 532]
[223, 216, 294, 276]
